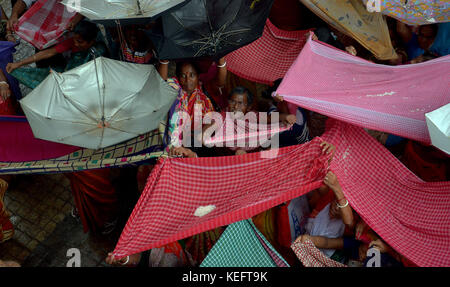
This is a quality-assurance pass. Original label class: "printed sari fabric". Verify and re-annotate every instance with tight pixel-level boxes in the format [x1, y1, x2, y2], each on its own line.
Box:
[299, 0, 397, 60]
[10, 43, 107, 89]
[66, 169, 118, 233]
[166, 77, 215, 147]
[362, 0, 450, 26]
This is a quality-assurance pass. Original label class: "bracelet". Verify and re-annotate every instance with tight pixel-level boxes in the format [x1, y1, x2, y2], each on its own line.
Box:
[159, 60, 169, 65]
[120, 256, 130, 265]
[336, 199, 349, 208]
[0, 81, 9, 87]
[217, 61, 227, 68]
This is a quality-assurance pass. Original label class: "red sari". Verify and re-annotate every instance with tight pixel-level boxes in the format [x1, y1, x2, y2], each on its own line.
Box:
[66, 169, 118, 233]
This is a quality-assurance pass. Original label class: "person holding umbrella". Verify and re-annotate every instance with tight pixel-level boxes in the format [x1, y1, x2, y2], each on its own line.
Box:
[6, 20, 107, 89]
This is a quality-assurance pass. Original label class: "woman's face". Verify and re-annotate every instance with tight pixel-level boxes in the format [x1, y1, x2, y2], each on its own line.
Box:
[417, 25, 436, 50]
[73, 34, 94, 51]
[178, 63, 199, 95]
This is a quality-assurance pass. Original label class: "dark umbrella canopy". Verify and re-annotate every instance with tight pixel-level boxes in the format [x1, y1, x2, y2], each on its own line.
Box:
[147, 0, 275, 60]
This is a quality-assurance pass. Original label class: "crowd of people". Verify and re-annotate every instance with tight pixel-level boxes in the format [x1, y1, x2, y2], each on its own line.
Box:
[0, 0, 448, 267]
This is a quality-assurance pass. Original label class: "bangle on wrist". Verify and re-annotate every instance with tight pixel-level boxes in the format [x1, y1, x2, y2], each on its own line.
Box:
[217, 61, 226, 68]
[336, 199, 349, 208]
[0, 81, 9, 87]
[159, 60, 169, 65]
[120, 256, 130, 265]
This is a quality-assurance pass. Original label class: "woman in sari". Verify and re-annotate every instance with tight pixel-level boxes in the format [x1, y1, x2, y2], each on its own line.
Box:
[6, 20, 107, 89]
[157, 58, 227, 147]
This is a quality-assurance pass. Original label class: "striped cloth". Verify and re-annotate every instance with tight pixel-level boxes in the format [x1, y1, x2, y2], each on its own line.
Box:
[14, 0, 76, 50]
[112, 136, 331, 258]
[200, 219, 289, 267]
[225, 19, 312, 85]
[291, 238, 346, 267]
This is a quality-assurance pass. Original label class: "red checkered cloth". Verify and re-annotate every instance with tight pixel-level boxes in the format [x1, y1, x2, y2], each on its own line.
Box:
[225, 19, 312, 85]
[321, 120, 450, 267]
[112, 137, 331, 258]
[291, 238, 346, 267]
[14, 0, 77, 50]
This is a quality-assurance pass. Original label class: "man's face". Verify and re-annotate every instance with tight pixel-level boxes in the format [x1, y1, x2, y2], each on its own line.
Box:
[228, 93, 249, 114]
[417, 25, 436, 50]
[73, 34, 94, 51]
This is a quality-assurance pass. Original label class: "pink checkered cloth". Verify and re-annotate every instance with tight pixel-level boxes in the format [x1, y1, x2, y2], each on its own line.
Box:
[291, 239, 346, 267]
[277, 35, 450, 144]
[15, 0, 76, 50]
[112, 137, 331, 258]
[225, 19, 312, 85]
[321, 120, 450, 267]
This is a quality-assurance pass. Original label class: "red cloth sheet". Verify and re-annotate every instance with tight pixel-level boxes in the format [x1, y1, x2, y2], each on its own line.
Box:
[321, 120, 450, 267]
[225, 19, 312, 85]
[14, 0, 76, 50]
[277, 36, 450, 143]
[114, 119, 450, 267]
[112, 137, 331, 258]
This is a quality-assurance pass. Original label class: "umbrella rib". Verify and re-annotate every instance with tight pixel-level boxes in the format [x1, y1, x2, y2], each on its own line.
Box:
[107, 96, 138, 122]
[59, 93, 99, 123]
[171, 13, 209, 39]
[107, 125, 140, 137]
[57, 127, 100, 142]
[203, 0, 214, 34]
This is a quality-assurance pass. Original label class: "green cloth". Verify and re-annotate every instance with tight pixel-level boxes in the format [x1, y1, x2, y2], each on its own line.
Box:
[200, 219, 289, 267]
[11, 42, 107, 89]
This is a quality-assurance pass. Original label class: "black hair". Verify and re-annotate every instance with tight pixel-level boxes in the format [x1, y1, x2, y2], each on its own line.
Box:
[73, 20, 99, 43]
[261, 78, 283, 99]
[230, 86, 253, 106]
[175, 61, 201, 79]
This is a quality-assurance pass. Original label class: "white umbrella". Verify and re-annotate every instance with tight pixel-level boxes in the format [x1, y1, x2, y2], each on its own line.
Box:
[20, 57, 177, 149]
[425, 103, 450, 155]
[61, 0, 188, 23]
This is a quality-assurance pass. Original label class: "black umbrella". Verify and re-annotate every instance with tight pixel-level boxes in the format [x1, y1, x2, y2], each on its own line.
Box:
[147, 0, 275, 60]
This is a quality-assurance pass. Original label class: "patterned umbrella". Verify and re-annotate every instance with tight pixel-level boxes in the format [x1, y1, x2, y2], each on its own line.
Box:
[362, 0, 450, 25]
[147, 0, 275, 60]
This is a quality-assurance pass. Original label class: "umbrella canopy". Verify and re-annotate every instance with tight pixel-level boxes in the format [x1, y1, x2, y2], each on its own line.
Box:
[147, 0, 275, 60]
[60, 0, 190, 26]
[20, 57, 177, 150]
[426, 103, 450, 155]
[361, 0, 450, 25]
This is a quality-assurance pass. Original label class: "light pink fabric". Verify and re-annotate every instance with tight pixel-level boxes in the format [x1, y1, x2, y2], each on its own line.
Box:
[277, 36, 450, 143]
[0, 116, 79, 162]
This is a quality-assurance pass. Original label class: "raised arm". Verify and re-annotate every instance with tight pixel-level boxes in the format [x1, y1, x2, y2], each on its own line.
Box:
[215, 57, 227, 87]
[6, 47, 58, 74]
[7, 0, 28, 32]
[323, 171, 354, 228]
[157, 60, 169, 81]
